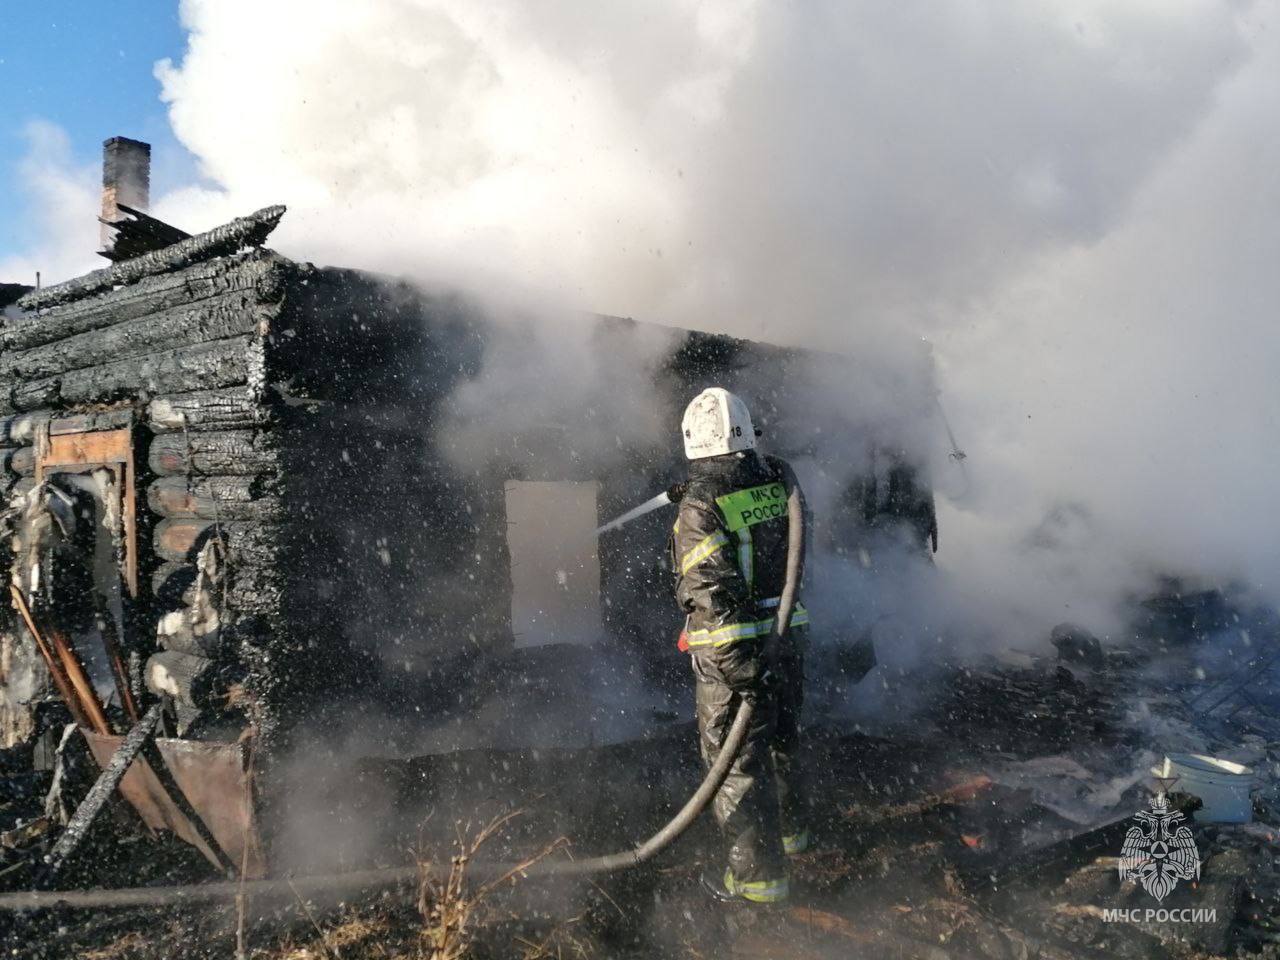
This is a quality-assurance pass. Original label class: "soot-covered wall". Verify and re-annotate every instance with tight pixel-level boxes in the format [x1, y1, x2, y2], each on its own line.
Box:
[280, 269, 938, 696]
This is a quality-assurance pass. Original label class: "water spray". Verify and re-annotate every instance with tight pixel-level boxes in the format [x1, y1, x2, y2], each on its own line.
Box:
[596, 482, 687, 536]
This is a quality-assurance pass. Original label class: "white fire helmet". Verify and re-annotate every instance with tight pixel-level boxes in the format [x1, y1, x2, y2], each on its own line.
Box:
[681, 387, 757, 460]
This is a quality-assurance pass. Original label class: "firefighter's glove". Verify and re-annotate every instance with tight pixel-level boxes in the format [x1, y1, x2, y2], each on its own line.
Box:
[735, 670, 776, 705]
[721, 643, 770, 702]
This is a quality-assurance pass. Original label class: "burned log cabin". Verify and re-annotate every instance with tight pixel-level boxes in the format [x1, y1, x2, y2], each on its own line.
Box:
[0, 148, 938, 877]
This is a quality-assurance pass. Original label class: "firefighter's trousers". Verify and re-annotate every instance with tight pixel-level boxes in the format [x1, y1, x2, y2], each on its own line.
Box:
[694, 640, 807, 901]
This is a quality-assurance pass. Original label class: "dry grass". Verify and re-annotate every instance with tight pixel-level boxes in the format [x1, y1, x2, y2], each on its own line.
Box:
[512, 916, 592, 960]
[253, 812, 574, 960]
[80, 932, 148, 960]
[263, 913, 396, 959]
[325, 915, 394, 952]
[415, 810, 567, 960]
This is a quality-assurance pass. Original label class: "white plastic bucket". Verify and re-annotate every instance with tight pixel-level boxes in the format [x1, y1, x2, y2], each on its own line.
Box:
[1153, 754, 1254, 823]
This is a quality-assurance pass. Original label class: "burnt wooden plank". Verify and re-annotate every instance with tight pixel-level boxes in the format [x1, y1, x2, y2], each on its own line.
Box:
[18, 205, 286, 311]
[153, 519, 279, 565]
[148, 430, 279, 477]
[6, 378, 57, 412]
[148, 386, 269, 433]
[103, 203, 192, 262]
[147, 476, 282, 521]
[0, 291, 274, 382]
[1, 252, 284, 353]
[42, 703, 165, 877]
[9, 337, 259, 412]
[0, 409, 134, 445]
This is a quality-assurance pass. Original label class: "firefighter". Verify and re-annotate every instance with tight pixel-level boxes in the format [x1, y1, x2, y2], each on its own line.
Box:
[670, 387, 810, 904]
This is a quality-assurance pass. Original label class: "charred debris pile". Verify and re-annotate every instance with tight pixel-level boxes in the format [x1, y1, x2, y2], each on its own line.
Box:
[7, 589, 1280, 959]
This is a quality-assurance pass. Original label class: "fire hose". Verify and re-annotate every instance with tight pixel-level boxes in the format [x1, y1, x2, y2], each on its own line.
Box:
[0, 476, 805, 911]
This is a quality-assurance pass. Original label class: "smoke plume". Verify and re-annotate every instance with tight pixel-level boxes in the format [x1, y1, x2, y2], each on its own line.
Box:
[7, 1, 1280, 648]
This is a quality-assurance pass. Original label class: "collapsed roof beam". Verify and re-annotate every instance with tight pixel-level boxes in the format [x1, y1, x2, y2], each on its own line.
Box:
[19, 205, 287, 312]
[98, 202, 192, 263]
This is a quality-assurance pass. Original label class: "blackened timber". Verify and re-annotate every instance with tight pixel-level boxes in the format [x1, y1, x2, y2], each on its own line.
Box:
[148, 387, 268, 432]
[0, 409, 133, 445]
[0, 291, 275, 382]
[154, 519, 279, 565]
[152, 561, 281, 616]
[18, 205, 286, 311]
[147, 476, 282, 521]
[1, 252, 284, 353]
[10, 337, 260, 412]
[6, 379, 56, 412]
[148, 430, 279, 477]
[100, 203, 191, 262]
[42, 703, 164, 877]
[154, 562, 289, 612]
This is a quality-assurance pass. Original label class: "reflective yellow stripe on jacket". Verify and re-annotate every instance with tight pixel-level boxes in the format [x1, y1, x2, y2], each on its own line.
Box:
[680, 531, 729, 575]
[684, 604, 809, 648]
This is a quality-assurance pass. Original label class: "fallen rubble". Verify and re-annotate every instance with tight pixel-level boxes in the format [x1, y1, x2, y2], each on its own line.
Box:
[5, 608, 1279, 958]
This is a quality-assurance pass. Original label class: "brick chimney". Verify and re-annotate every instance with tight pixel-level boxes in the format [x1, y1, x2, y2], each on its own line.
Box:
[99, 137, 151, 257]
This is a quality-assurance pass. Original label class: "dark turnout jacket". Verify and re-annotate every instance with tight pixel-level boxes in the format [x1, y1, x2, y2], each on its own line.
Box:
[670, 451, 808, 692]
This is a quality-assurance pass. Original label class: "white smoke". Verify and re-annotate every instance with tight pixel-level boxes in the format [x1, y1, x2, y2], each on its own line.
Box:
[7, 1, 1279, 646]
[0, 121, 100, 287]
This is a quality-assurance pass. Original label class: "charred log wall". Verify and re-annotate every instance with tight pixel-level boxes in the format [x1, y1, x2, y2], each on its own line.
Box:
[269, 272, 926, 692]
[0, 246, 292, 741]
[269, 268, 512, 697]
[0, 219, 939, 750]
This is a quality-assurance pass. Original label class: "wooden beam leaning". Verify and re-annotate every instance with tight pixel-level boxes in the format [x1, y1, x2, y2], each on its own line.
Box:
[9, 586, 90, 730]
[41, 704, 164, 877]
[10, 587, 111, 734]
[49, 631, 112, 736]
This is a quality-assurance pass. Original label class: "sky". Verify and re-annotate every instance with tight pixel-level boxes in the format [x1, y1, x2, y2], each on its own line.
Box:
[1, 1, 1277, 649]
[0, 0, 195, 271]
